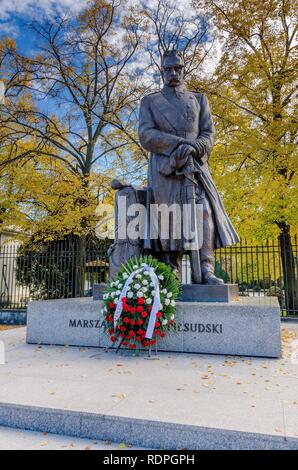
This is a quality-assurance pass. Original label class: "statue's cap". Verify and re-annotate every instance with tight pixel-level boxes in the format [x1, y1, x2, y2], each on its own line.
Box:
[161, 50, 184, 67]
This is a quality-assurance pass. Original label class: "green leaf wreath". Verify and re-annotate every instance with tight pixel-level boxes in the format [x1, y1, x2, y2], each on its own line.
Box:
[102, 255, 181, 350]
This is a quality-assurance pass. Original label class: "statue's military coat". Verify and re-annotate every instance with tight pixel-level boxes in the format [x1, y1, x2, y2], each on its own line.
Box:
[138, 85, 240, 252]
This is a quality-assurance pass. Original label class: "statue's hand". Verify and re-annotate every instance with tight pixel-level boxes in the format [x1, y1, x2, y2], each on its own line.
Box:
[176, 144, 195, 160]
[183, 140, 207, 165]
[170, 144, 195, 171]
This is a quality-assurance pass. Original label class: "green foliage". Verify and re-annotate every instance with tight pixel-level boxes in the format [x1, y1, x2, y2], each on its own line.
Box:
[214, 260, 230, 283]
[16, 236, 112, 300]
[191, 0, 298, 240]
[116, 254, 181, 300]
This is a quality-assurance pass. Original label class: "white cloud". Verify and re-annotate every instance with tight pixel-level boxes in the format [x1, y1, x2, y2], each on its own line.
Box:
[0, 0, 88, 22]
[0, 0, 220, 92]
[0, 20, 19, 36]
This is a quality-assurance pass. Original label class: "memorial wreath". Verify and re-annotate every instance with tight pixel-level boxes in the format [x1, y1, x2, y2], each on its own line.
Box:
[102, 255, 180, 349]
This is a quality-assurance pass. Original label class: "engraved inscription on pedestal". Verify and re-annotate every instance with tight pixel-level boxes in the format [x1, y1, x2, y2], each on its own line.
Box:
[27, 297, 281, 358]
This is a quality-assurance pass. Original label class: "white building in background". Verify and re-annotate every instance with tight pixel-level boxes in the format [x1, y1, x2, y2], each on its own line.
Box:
[0, 229, 30, 309]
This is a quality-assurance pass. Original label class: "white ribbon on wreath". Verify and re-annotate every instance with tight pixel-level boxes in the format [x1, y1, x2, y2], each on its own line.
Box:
[113, 264, 161, 340]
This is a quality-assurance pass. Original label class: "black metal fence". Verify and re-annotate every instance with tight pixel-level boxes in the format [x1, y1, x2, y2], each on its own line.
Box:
[0, 238, 112, 310]
[217, 237, 298, 318]
[0, 237, 297, 317]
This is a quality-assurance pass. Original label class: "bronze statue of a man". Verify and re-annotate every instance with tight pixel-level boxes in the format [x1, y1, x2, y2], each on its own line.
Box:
[138, 50, 240, 284]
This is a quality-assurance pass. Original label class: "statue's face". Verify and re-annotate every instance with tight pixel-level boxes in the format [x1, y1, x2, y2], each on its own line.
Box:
[161, 55, 184, 87]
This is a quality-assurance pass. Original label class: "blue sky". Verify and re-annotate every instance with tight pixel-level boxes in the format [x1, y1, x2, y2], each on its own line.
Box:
[0, 1, 145, 181]
[2, 17, 36, 54]
[0, 0, 215, 182]
[0, 0, 205, 54]
[0, 0, 87, 53]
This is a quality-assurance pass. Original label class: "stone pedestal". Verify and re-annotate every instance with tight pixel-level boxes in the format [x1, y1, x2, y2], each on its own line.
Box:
[26, 296, 281, 358]
[93, 283, 239, 302]
[179, 284, 239, 302]
[92, 283, 108, 300]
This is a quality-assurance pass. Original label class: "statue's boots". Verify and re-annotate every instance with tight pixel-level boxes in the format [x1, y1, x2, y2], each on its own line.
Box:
[191, 260, 224, 285]
[201, 267, 224, 285]
[200, 192, 224, 285]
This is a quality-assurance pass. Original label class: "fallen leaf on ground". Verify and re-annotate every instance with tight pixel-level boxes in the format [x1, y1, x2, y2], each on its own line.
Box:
[112, 393, 127, 399]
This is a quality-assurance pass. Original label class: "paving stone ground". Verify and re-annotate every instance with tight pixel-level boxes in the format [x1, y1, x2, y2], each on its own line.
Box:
[0, 325, 297, 449]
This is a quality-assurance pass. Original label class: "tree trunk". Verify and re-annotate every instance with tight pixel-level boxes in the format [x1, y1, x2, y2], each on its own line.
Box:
[278, 224, 298, 315]
[73, 174, 92, 297]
